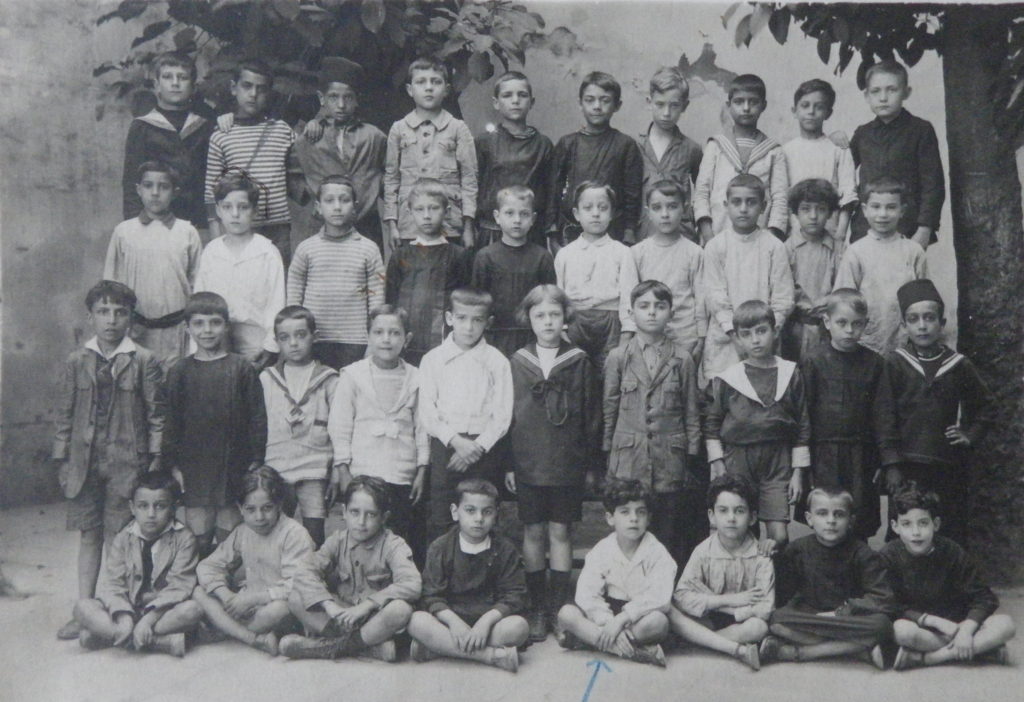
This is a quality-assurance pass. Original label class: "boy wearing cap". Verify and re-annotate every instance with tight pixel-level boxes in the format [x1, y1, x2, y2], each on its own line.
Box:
[295, 59, 387, 253]
[874, 279, 996, 546]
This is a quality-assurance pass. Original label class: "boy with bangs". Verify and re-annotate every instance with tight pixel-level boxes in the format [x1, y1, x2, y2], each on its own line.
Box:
[702, 174, 795, 381]
[418, 289, 513, 539]
[54, 281, 164, 641]
[123, 51, 215, 232]
[471, 184, 556, 357]
[548, 71, 644, 246]
[694, 74, 789, 243]
[850, 61, 944, 248]
[637, 66, 703, 242]
[670, 474, 773, 671]
[875, 279, 995, 546]
[782, 79, 856, 245]
[475, 71, 554, 246]
[704, 300, 809, 551]
[384, 57, 478, 252]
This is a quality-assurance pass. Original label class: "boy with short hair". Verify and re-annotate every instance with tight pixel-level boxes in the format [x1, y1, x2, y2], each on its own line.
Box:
[670, 474, 773, 671]
[287, 175, 385, 370]
[54, 281, 164, 640]
[702, 174, 795, 381]
[875, 279, 995, 546]
[631, 179, 707, 362]
[418, 289, 513, 539]
[475, 71, 554, 246]
[204, 59, 303, 265]
[408, 479, 528, 672]
[293, 59, 387, 251]
[883, 484, 1015, 669]
[762, 488, 896, 668]
[850, 60, 944, 249]
[705, 300, 810, 550]
[555, 479, 674, 667]
[799, 288, 884, 541]
[163, 292, 267, 557]
[73, 471, 202, 657]
[835, 177, 927, 356]
[123, 51, 214, 231]
[194, 172, 286, 363]
[470, 185, 556, 356]
[383, 57, 478, 253]
[637, 66, 703, 242]
[384, 179, 471, 365]
[782, 79, 856, 245]
[260, 306, 339, 546]
[548, 71, 644, 245]
[604, 281, 703, 566]
[694, 74, 789, 243]
[105, 160, 203, 370]
[782, 178, 841, 361]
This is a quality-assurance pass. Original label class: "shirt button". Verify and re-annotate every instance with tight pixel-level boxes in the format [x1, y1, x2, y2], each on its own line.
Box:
[647, 433, 654, 440]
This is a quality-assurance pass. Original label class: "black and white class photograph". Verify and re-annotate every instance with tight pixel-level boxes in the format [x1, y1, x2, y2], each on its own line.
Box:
[0, 0, 1022, 700]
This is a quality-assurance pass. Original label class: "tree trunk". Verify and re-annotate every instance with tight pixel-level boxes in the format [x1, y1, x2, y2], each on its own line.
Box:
[943, 5, 1024, 583]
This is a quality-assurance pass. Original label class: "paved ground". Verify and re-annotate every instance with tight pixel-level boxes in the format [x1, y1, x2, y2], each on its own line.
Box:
[1, 503, 1022, 702]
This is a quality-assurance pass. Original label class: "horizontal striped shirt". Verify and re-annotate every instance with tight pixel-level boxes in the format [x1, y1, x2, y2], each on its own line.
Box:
[287, 230, 385, 343]
[204, 118, 296, 225]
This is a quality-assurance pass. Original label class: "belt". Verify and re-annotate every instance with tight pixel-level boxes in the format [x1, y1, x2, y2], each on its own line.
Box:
[133, 309, 185, 330]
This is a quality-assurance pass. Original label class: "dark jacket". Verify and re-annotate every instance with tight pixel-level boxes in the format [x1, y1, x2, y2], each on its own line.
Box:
[704, 359, 811, 448]
[475, 124, 555, 241]
[801, 343, 884, 444]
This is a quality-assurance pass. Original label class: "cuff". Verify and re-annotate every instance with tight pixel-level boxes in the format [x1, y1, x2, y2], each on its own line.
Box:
[966, 608, 990, 625]
[492, 603, 511, 618]
[367, 592, 391, 609]
[434, 427, 457, 448]
[148, 434, 162, 455]
[791, 446, 810, 469]
[474, 433, 497, 453]
[427, 601, 451, 616]
[707, 439, 724, 462]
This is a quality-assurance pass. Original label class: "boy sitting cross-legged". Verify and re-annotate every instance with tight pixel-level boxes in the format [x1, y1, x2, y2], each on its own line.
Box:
[281, 476, 421, 662]
[408, 478, 529, 672]
[669, 474, 772, 671]
[555, 479, 675, 667]
[761, 487, 897, 668]
[883, 483, 1015, 670]
[74, 471, 202, 657]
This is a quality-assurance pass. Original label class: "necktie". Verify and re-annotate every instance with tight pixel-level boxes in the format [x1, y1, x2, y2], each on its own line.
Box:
[138, 538, 155, 606]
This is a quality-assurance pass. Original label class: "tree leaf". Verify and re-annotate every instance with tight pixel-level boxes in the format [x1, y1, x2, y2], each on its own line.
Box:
[173, 27, 196, 50]
[817, 33, 832, 64]
[833, 16, 851, 44]
[468, 50, 493, 82]
[749, 5, 771, 40]
[92, 62, 120, 78]
[472, 35, 494, 54]
[131, 20, 172, 49]
[898, 37, 925, 67]
[97, 0, 149, 26]
[271, 0, 301, 21]
[721, 2, 741, 29]
[360, 0, 386, 34]
[769, 7, 790, 44]
[427, 17, 452, 34]
[734, 14, 752, 48]
[837, 42, 855, 74]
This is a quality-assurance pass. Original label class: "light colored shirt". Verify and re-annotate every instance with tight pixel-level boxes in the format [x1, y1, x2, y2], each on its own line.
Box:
[418, 334, 514, 451]
[104, 216, 202, 318]
[786, 232, 839, 317]
[460, 533, 492, 555]
[554, 234, 639, 331]
[673, 533, 775, 622]
[834, 231, 927, 355]
[194, 233, 286, 352]
[575, 531, 676, 626]
[632, 236, 707, 352]
[196, 515, 314, 601]
[783, 135, 857, 237]
[287, 230, 384, 343]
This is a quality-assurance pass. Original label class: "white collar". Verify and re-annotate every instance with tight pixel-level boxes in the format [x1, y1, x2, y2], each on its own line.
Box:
[437, 333, 489, 361]
[85, 336, 137, 359]
[459, 533, 491, 554]
[715, 358, 796, 405]
[128, 518, 183, 541]
[413, 236, 448, 247]
[576, 234, 612, 249]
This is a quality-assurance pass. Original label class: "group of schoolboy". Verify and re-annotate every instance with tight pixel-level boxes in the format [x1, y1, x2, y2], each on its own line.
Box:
[54, 47, 1014, 675]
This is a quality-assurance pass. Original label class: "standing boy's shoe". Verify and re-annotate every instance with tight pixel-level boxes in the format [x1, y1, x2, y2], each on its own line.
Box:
[489, 645, 519, 672]
[279, 634, 343, 660]
[150, 633, 187, 658]
[527, 609, 549, 642]
[409, 639, 438, 662]
[363, 639, 398, 662]
[58, 619, 82, 641]
[630, 643, 667, 668]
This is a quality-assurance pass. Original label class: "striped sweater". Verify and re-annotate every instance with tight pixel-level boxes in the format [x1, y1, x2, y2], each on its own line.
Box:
[286, 230, 385, 343]
[204, 118, 297, 226]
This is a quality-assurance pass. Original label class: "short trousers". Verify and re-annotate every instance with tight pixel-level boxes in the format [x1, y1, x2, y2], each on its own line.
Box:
[516, 482, 583, 525]
[566, 309, 621, 372]
[427, 436, 505, 539]
[66, 460, 137, 539]
[291, 479, 327, 519]
[184, 505, 241, 537]
[230, 321, 269, 361]
[697, 610, 739, 631]
[606, 596, 628, 617]
[722, 442, 792, 522]
[260, 222, 293, 269]
[314, 342, 366, 371]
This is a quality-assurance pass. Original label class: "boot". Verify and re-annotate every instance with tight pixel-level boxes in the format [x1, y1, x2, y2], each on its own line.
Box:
[279, 633, 342, 660]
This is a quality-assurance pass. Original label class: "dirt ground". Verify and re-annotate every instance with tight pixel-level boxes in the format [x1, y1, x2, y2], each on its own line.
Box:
[1, 503, 1021, 702]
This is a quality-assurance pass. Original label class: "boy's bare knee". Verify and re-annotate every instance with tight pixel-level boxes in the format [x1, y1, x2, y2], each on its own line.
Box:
[636, 611, 669, 640]
[495, 615, 529, 646]
[73, 598, 102, 620]
[407, 610, 433, 634]
[556, 603, 580, 626]
[286, 590, 306, 616]
[382, 599, 414, 626]
[175, 600, 204, 624]
[892, 618, 918, 644]
[745, 617, 769, 639]
[988, 613, 1016, 639]
[548, 523, 571, 541]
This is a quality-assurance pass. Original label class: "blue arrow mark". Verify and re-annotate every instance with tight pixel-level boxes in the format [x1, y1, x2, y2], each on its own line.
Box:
[581, 658, 612, 702]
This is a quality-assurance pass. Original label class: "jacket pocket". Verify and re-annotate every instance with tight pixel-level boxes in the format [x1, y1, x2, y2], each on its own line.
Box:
[619, 379, 640, 410]
[365, 570, 392, 591]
